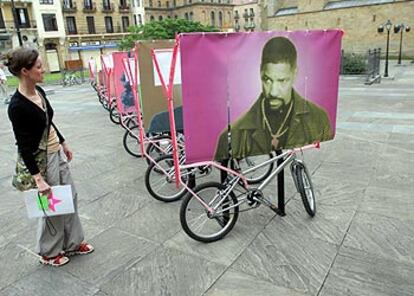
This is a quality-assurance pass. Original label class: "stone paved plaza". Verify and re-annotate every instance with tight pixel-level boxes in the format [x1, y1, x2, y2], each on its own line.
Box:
[1, 62, 413, 296]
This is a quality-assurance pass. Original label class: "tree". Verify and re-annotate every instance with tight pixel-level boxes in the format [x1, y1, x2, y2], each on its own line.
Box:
[119, 19, 219, 50]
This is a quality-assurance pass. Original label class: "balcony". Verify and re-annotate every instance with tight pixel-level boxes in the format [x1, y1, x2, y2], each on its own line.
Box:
[118, 4, 130, 12]
[62, 2, 77, 13]
[101, 2, 114, 12]
[83, 2, 97, 12]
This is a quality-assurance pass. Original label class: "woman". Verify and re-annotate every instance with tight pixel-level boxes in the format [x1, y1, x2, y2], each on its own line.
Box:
[6, 48, 94, 267]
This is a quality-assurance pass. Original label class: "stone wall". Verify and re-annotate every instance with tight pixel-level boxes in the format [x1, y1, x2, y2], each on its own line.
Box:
[267, 0, 414, 58]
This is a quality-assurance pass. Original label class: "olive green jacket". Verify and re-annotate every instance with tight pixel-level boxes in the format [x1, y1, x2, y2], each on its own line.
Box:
[214, 90, 332, 160]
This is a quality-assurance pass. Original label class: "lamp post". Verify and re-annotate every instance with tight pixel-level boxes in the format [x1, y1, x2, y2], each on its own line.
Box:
[10, 0, 23, 46]
[377, 19, 392, 77]
[394, 23, 411, 65]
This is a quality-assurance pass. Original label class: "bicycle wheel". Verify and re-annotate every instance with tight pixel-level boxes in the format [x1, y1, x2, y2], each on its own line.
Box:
[145, 154, 190, 202]
[180, 182, 239, 243]
[294, 161, 316, 217]
[109, 105, 121, 124]
[123, 125, 142, 157]
[145, 135, 172, 166]
[238, 154, 274, 184]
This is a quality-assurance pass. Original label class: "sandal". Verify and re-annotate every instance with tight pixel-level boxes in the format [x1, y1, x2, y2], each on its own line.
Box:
[66, 242, 94, 256]
[40, 254, 70, 267]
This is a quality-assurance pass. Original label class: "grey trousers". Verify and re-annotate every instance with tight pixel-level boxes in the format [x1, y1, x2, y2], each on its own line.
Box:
[35, 147, 84, 257]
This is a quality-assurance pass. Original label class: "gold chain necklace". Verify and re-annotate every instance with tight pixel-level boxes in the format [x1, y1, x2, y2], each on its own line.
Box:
[261, 98, 293, 149]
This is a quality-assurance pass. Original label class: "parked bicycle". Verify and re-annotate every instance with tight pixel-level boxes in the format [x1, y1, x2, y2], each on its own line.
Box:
[179, 144, 317, 242]
[62, 71, 81, 87]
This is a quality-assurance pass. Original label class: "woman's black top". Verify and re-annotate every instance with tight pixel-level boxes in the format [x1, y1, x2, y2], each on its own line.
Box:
[8, 86, 65, 175]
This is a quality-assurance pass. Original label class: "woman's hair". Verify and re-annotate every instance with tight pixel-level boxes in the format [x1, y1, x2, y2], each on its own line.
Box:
[1, 47, 39, 76]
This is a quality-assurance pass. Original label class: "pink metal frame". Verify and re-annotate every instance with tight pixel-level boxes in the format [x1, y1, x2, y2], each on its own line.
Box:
[100, 54, 113, 108]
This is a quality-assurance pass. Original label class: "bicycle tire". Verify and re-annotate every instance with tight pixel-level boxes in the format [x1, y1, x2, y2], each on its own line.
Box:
[122, 125, 142, 157]
[294, 161, 316, 217]
[109, 105, 121, 124]
[145, 154, 190, 202]
[180, 182, 239, 243]
[145, 135, 172, 166]
[238, 153, 274, 184]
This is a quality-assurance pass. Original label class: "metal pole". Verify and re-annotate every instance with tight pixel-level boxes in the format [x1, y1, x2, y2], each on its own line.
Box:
[11, 0, 23, 46]
[398, 28, 403, 65]
[384, 28, 390, 77]
[276, 149, 286, 216]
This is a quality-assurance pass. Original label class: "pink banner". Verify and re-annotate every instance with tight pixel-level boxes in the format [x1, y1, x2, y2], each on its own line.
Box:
[112, 51, 135, 114]
[180, 31, 343, 163]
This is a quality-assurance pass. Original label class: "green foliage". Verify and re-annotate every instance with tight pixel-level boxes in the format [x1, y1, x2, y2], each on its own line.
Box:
[119, 19, 219, 50]
[341, 52, 366, 74]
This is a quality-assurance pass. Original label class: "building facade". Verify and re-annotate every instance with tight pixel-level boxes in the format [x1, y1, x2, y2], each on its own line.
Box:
[0, 0, 38, 54]
[144, 0, 234, 31]
[61, 0, 134, 67]
[232, 0, 261, 32]
[265, 0, 414, 57]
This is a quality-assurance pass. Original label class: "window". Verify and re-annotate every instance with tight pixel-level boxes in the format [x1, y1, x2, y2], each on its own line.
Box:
[134, 15, 137, 25]
[42, 14, 58, 31]
[63, 0, 74, 8]
[87, 16, 95, 33]
[166, 1, 169, 7]
[40, 0, 54, 4]
[158, 15, 163, 21]
[219, 11, 222, 27]
[0, 8, 5, 29]
[189, 12, 193, 21]
[149, 0, 153, 7]
[174, 15, 178, 19]
[185, 12, 188, 20]
[138, 14, 142, 25]
[105, 16, 113, 33]
[120, 0, 128, 7]
[103, 0, 111, 9]
[84, 0, 93, 9]
[210, 11, 215, 26]
[16, 8, 30, 28]
[150, 15, 154, 21]
[122, 16, 129, 32]
[158, 1, 161, 7]
[66, 16, 77, 34]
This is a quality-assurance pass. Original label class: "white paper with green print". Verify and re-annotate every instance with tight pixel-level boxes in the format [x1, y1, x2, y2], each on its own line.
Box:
[24, 185, 74, 218]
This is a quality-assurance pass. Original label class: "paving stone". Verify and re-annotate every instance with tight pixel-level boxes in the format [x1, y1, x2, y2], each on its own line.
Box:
[343, 212, 414, 264]
[319, 246, 414, 296]
[267, 198, 356, 245]
[6, 268, 99, 296]
[359, 186, 414, 221]
[310, 172, 366, 209]
[100, 246, 226, 296]
[205, 269, 307, 296]
[165, 224, 261, 266]
[80, 190, 147, 228]
[0, 243, 42, 289]
[231, 231, 338, 294]
[63, 227, 157, 286]
[0, 285, 23, 296]
[116, 202, 182, 243]
[0, 208, 36, 249]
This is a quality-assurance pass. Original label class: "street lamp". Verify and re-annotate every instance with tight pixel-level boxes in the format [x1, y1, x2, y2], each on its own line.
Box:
[394, 23, 411, 65]
[377, 19, 392, 77]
